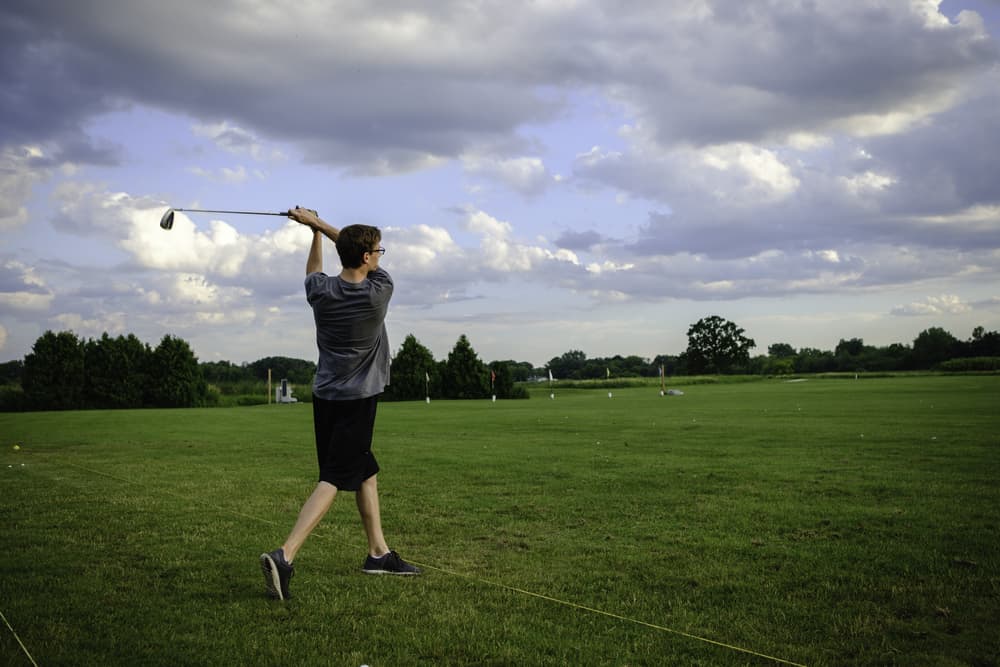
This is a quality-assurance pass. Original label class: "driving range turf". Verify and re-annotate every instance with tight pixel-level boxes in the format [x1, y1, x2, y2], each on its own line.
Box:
[1, 375, 997, 666]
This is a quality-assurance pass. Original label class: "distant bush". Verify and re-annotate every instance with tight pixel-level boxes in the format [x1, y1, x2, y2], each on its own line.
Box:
[938, 357, 1000, 372]
[236, 395, 269, 406]
[0, 385, 26, 412]
[506, 384, 530, 399]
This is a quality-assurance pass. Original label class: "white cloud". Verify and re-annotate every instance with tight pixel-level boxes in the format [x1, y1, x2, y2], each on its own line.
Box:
[586, 260, 635, 274]
[463, 209, 512, 239]
[841, 170, 896, 196]
[0, 261, 54, 311]
[458, 208, 581, 274]
[699, 143, 800, 202]
[462, 154, 552, 196]
[187, 165, 250, 184]
[52, 312, 127, 336]
[384, 223, 463, 273]
[192, 121, 270, 160]
[193, 309, 256, 325]
[804, 250, 841, 264]
[50, 184, 313, 283]
[172, 274, 219, 306]
[911, 204, 1000, 226]
[891, 294, 973, 316]
[0, 146, 50, 229]
[0, 291, 53, 310]
[833, 89, 961, 137]
[785, 132, 833, 150]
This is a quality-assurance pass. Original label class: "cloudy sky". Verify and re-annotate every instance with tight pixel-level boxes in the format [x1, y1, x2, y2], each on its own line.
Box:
[2, 0, 999, 368]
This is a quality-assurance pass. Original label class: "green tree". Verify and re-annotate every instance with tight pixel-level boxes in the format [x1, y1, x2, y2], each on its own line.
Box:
[488, 361, 523, 398]
[248, 356, 316, 384]
[834, 338, 869, 372]
[84, 333, 151, 409]
[23, 330, 85, 410]
[768, 343, 797, 358]
[389, 334, 438, 400]
[652, 354, 681, 377]
[967, 326, 1000, 357]
[201, 360, 252, 383]
[146, 335, 208, 407]
[870, 343, 911, 372]
[443, 334, 488, 399]
[794, 347, 836, 374]
[685, 316, 756, 374]
[911, 327, 959, 369]
[761, 355, 795, 375]
[835, 337, 865, 357]
[0, 360, 23, 384]
[547, 350, 586, 380]
[495, 360, 534, 382]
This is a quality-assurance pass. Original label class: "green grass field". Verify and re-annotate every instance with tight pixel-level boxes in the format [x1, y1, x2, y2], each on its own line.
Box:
[1, 376, 998, 666]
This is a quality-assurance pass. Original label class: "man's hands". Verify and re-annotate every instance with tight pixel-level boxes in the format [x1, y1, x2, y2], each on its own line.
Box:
[287, 206, 339, 243]
[287, 206, 321, 227]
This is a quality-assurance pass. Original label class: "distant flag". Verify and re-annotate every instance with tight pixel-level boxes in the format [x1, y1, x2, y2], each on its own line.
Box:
[606, 367, 610, 378]
[425, 371, 430, 382]
[548, 369, 553, 382]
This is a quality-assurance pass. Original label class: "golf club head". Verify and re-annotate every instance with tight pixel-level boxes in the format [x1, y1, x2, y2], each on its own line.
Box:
[159, 208, 175, 230]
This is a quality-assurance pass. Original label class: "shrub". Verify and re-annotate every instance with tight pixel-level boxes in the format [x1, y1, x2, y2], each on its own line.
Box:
[938, 357, 1000, 372]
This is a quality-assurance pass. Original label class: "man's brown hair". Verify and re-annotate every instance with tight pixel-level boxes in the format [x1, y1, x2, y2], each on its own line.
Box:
[335, 224, 381, 269]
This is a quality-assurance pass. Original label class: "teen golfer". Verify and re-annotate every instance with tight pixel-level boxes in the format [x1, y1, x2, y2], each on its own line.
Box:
[260, 206, 420, 600]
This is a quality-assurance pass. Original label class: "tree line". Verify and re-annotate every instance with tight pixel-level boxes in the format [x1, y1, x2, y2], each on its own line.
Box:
[1, 331, 208, 411]
[0, 330, 531, 411]
[545, 317, 1000, 379]
[2, 318, 997, 411]
[385, 333, 528, 401]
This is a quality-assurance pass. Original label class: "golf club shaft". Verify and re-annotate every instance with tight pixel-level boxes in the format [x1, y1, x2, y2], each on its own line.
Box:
[173, 208, 289, 217]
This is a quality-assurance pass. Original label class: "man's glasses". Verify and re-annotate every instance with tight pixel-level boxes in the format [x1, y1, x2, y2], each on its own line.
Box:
[371, 247, 386, 255]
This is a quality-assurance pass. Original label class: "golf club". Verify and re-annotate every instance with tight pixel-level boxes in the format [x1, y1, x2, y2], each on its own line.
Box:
[159, 207, 311, 230]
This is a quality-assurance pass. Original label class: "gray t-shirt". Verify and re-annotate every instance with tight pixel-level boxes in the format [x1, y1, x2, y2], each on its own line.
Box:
[305, 267, 393, 400]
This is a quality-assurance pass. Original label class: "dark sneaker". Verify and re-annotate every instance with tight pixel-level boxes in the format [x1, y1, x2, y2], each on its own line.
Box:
[362, 550, 422, 576]
[260, 548, 294, 600]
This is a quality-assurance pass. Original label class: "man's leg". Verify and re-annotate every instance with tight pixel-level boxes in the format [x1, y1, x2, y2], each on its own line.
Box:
[283, 480, 338, 562]
[357, 475, 422, 575]
[261, 481, 336, 600]
[356, 474, 389, 557]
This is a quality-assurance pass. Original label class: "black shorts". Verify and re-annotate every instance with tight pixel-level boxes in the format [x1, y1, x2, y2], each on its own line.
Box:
[312, 394, 380, 491]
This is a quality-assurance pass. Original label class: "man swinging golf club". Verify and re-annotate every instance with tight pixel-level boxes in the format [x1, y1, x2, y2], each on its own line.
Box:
[260, 206, 420, 601]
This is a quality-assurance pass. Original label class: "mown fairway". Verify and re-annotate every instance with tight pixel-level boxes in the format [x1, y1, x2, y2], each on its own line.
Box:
[1, 376, 998, 666]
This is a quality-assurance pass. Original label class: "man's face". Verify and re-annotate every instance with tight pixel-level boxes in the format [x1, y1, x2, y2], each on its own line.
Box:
[364, 239, 385, 272]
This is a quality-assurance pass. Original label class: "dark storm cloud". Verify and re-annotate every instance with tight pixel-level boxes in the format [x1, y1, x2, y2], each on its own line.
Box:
[864, 86, 1000, 215]
[0, 7, 124, 164]
[3, 1, 996, 173]
[629, 2, 998, 148]
[0, 1, 563, 173]
[554, 230, 607, 251]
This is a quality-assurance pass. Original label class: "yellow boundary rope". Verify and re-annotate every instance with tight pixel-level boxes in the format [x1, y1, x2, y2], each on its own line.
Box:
[0, 608, 39, 667]
[412, 560, 806, 666]
[49, 461, 806, 666]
